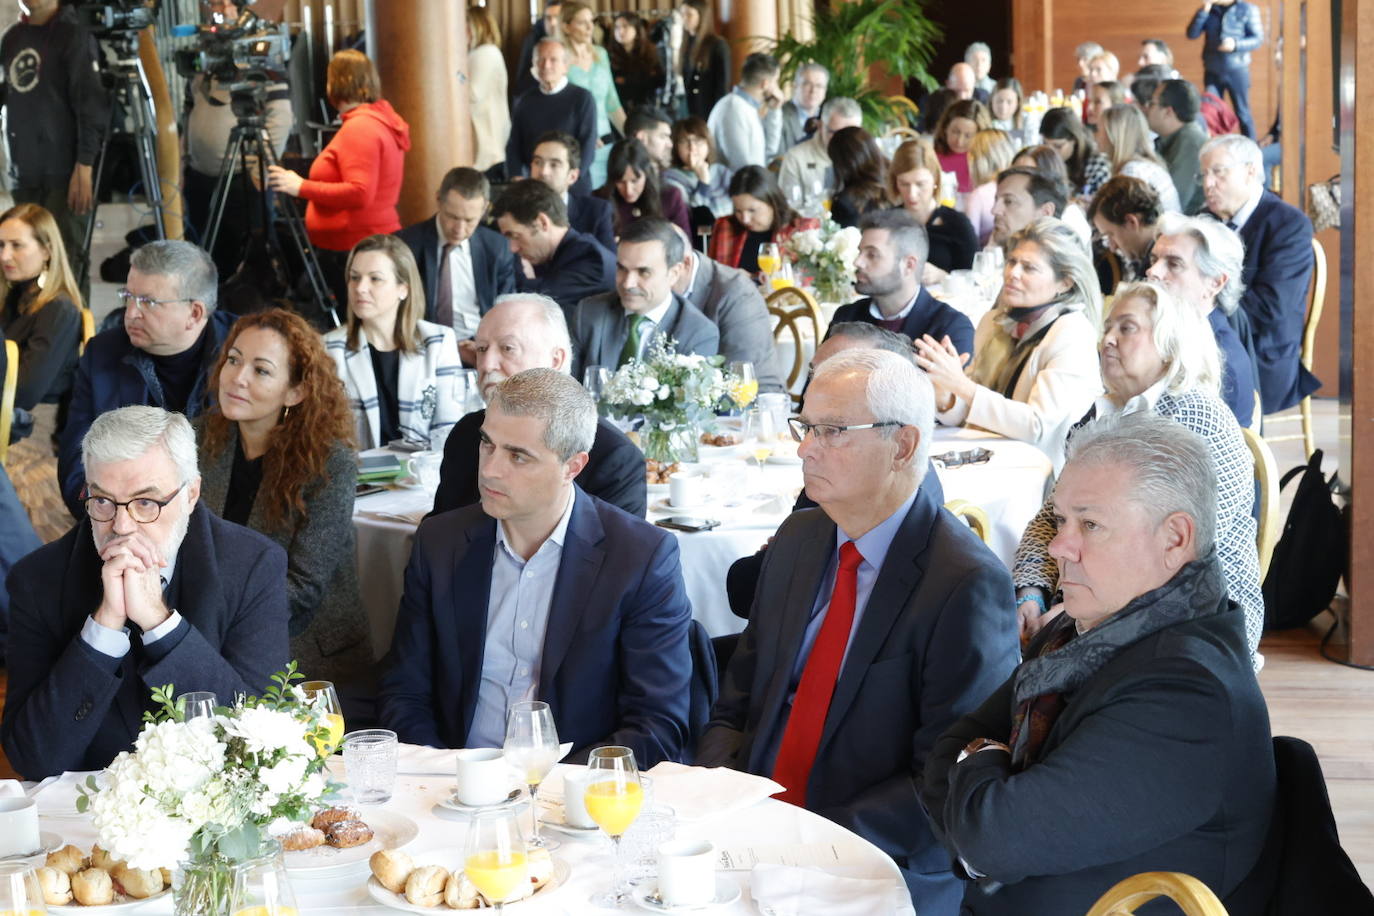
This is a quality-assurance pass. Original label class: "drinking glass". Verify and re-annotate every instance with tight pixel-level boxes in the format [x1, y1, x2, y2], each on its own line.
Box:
[729, 361, 758, 409]
[230, 846, 297, 916]
[583, 366, 611, 405]
[503, 701, 560, 851]
[342, 729, 398, 805]
[457, 368, 484, 414]
[742, 408, 777, 468]
[301, 681, 343, 758]
[0, 862, 45, 915]
[756, 243, 781, 277]
[769, 260, 796, 292]
[177, 691, 217, 720]
[584, 746, 644, 908]
[463, 810, 529, 912]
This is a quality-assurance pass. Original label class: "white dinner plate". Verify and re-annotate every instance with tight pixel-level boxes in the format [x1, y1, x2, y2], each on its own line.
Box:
[435, 787, 523, 814]
[632, 877, 742, 912]
[765, 453, 802, 466]
[51, 887, 170, 913]
[283, 810, 419, 877]
[365, 846, 570, 912]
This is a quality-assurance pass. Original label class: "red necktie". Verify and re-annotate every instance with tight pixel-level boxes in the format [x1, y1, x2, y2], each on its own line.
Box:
[772, 541, 864, 806]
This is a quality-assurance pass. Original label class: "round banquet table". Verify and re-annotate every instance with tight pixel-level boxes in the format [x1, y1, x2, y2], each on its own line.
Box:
[30, 761, 916, 915]
[352, 427, 1050, 652]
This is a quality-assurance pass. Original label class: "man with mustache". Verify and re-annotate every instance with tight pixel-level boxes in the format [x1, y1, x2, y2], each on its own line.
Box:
[568, 217, 718, 381]
[3, 406, 289, 779]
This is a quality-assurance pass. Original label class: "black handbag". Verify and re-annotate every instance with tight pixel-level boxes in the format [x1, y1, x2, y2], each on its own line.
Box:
[1262, 449, 1346, 630]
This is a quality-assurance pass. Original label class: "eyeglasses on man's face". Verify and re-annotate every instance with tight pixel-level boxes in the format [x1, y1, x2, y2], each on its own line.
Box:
[84, 483, 186, 523]
[787, 416, 904, 447]
[117, 287, 195, 313]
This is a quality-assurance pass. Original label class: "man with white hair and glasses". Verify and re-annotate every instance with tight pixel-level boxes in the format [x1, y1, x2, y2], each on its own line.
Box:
[699, 348, 1018, 910]
[3, 406, 289, 780]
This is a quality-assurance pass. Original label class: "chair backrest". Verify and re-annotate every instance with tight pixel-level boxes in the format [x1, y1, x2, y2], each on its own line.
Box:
[887, 94, 921, 126]
[80, 307, 96, 355]
[0, 339, 18, 465]
[885, 125, 921, 144]
[766, 285, 824, 404]
[1249, 389, 1262, 433]
[1241, 426, 1280, 579]
[944, 498, 991, 544]
[1304, 237, 1326, 373]
[1085, 871, 1230, 916]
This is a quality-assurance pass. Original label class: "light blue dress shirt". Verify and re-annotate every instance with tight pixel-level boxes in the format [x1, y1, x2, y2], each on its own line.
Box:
[80, 551, 183, 657]
[467, 488, 577, 748]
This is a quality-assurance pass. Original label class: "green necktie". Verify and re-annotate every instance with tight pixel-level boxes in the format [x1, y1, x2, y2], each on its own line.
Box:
[619, 314, 647, 367]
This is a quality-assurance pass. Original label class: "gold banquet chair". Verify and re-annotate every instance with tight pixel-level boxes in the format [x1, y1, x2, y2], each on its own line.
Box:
[1263, 236, 1326, 457]
[1085, 871, 1229, 916]
[0, 338, 18, 465]
[944, 499, 991, 544]
[767, 285, 824, 406]
[80, 307, 96, 355]
[1242, 427, 1281, 580]
[886, 94, 922, 128]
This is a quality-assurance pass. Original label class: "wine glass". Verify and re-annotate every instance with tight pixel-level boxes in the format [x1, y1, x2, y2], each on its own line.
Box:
[177, 691, 217, 720]
[230, 846, 298, 916]
[301, 681, 343, 758]
[463, 809, 529, 912]
[584, 746, 644, 908]
[729, 361, 758, 409]
[769, 260, 796, 292]
[583, 366, 611, 405]
[0, 863, 45, 915]
[742, 408, 776, 469]
[503, 701, 561, 851]
[756, 242, 781, 278]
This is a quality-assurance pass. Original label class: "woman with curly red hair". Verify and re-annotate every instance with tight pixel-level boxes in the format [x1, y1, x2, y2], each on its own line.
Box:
[199, 308, 373, 689]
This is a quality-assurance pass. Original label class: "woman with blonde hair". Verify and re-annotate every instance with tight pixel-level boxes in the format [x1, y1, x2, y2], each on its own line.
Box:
[962, 129, 1016, 245]
[466, 6, 510, 174]
[913, 216, 1103, 466]
[1099, 104, 1182, 213]
[888, 138, 978, 282]
[323, 234, 461, 450]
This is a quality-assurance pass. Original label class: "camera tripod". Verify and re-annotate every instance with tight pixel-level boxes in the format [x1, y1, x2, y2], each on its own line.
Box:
[202, 87, 339, 327]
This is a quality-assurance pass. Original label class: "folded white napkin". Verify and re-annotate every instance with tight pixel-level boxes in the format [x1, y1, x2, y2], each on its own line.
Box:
[394, 742, 575, 776]
[31, 772, 100, 817]
[643, 762, 783, 822]
[750, 864, 905, 916]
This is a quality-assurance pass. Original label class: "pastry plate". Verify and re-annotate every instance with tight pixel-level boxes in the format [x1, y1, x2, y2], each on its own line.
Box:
[51, 887, 171, 913]
[632, 877, 742, 912]
[283, 810, 419, 877]
[366, 846, 570, 912]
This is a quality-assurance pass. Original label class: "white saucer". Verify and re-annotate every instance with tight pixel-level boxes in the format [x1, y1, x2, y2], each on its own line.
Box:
[537, 802, 600, 837]
[632, 877, 741, 912]
[765, 453, 802, 466]
[0, 831, 64, 863]
[652, 497, 715, 514]
[436, 787, 523, 814]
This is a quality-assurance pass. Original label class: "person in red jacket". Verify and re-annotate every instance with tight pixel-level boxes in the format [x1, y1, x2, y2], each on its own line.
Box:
[268, 49, 411, 304]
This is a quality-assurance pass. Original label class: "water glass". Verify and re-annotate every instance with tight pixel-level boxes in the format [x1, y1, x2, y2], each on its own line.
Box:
[343, 729, 398, 805]
[178, 691, 217, 720]
[0, 862, 45, 915]
[623, 801, 676, 884]
[457, 368, 483, 414]
[583, 366, 611, 404]
[503, 701, 560, 850]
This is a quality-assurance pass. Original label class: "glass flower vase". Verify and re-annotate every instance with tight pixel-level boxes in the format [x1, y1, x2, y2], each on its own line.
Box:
[641, 421, 699, 466]
[173, 841, 285, 916]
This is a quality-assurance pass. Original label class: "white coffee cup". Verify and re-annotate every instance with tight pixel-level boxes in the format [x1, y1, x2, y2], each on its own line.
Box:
[407, 450, 444, 493]
[657, 839, 715, 906]
[0, 796, 40, 858]
[454, 748, 512, 806]
[560, 768, 598, 829]
[668, 470, 706, 508]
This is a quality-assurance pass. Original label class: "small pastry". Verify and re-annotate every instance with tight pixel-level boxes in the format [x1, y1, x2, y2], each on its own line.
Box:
[369, 849, 413, 894]
[310, 806, 361, 830]
[72, 867, 115, 906]
[160, 867, 173, 886]
[443, 870, 480, 909]
[111, 862, 164, 898]
[526, 845, 555, 890]
[403, 865, 448, 907]
[36, 867, 72, 906]
[45, 844, 88, 875]
[324, 818, 373, 848]
[280, 826, 326, 851]
[90, 844, 123, 871]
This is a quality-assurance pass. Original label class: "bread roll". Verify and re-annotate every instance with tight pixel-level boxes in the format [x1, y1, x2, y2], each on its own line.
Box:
[90, 844, 123, 871]
[45, 844, 88, 875]
[527, 846, 555, 891]
[160, 867, 173, 886]
[403, 865, 448, 908]
[72, 867, 115, 906]
[369, 849, 413, 894]
[36, 867, 72, 906]
[443, 870, 480, 909]
[111, 862, 164, 898]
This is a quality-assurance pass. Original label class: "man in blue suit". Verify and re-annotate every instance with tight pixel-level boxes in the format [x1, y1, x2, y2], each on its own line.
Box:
[4, 407, 289, 779]
[491, 180, 616, 314]
[395, 167, 516, 357]
[698, 348, 1019, 911]
[380, 368, 692, 766]
[528, 131, 616, 253]
[1200, 135, 1318, 414]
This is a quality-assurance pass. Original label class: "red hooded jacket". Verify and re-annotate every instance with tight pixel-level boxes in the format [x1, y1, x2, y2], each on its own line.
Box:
[300, 99, 412, 252]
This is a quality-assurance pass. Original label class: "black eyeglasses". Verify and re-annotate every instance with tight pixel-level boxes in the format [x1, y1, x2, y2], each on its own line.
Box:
[787, 416, 904, 447]
[84, 483, 186, 523]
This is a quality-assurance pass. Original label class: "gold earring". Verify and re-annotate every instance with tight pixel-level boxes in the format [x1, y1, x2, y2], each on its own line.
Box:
[36, 266, 48, 290]
[282, 405, 291, 422]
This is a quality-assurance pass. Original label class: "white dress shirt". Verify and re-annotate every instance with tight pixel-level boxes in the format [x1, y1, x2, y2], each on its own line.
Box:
[438, 219, 481, 339]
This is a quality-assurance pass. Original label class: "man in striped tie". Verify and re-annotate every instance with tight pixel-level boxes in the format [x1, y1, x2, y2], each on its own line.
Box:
[697, 348, 1019, 911]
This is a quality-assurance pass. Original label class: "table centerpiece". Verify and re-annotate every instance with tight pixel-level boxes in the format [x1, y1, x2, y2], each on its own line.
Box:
[777, 215, 862, 305]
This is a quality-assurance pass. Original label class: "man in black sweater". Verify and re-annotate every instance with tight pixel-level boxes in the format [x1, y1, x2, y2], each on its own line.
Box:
[506, 39, 597, 196]
[491, 179, 615, 314]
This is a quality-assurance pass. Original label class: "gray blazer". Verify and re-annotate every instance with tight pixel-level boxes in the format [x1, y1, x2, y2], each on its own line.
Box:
[682, 254, 785, 393]
[198, 427, 373, 685]
[569, 292, 719, 381]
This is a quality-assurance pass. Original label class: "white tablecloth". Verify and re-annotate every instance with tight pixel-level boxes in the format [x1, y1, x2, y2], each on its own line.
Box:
[33, 763, 915, 915]
[352, 429, 1052, 647]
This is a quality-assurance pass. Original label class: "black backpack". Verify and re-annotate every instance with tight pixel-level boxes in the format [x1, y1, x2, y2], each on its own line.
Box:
[1262, 449, 1347, 630]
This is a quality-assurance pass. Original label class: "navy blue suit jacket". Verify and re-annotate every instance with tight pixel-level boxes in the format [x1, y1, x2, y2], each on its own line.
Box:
[829, 288, 976, 360]
[566, 192, 616, 254]
[518, 228, 617, 313]
[394, 218, 517, 328]
[2, 505, 289, 779]
[379, 486, 693, 767]
[1220, 190, 1319, 414]
[1211, 307, 1257, 427]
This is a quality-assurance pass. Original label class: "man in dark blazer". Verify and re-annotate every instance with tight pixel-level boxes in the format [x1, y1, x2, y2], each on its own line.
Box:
[1200, 135, 1318, 414]
[394, 167, 516, 349]
[507, 39, 597, 196]
[432, 294, 646, 518]
[3, 407, 289, 780]
[529, 131, 616, 252]
[380, 369, 692, 767]
[923, 412, 1274, 915]
[491, 179, 615, 314]
[829, 209, 975, 360]
[698, 349, 1018, 911]
[569, 218, 719, 380]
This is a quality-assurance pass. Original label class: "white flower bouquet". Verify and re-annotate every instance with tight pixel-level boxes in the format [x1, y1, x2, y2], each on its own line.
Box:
[601, 337, 735, 464]
[778, 215, 862, 302]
